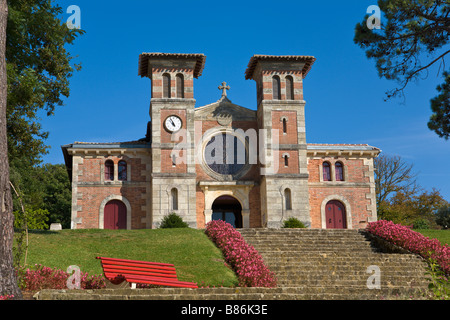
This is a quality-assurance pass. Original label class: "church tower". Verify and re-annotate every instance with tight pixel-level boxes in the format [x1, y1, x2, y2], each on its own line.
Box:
[138, 52, 206, 228]
[245, 55, 316, 228]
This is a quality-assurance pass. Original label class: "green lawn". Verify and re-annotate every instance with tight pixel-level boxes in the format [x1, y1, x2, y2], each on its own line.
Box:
[20, 227, 447, 289]
[415, 229, 450, 246]
[20, 228, 238, 287]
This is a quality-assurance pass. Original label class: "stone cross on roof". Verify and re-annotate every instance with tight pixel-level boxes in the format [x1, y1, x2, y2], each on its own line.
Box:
[218, 81, 230, 97]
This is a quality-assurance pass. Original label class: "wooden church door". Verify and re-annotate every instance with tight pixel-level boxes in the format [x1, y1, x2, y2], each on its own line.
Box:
[325, 200, 347, 229]
[104, 200, 127, 230]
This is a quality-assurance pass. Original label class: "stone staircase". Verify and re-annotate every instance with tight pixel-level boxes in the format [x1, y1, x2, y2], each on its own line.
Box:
[239, 228, 429, 299]
[35, 228, 430, 300]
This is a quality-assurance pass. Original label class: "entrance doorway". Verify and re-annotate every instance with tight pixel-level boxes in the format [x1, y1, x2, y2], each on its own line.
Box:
[211, 195, 242, 228]
[325, 200, 347, 229]
[104, 200, 127, 230]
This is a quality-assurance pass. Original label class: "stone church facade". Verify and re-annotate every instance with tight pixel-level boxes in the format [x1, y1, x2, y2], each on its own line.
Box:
[62, 52, 380, 230]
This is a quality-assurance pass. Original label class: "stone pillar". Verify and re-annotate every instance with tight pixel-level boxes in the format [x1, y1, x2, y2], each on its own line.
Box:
[204, 209, 212, 226]
[242, 209, 250, 228]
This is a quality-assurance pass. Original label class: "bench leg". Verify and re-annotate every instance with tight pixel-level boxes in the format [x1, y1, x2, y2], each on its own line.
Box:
[131, 283, 136, 289]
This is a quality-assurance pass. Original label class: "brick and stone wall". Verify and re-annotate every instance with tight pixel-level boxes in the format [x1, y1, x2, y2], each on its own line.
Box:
[63, 53, 380, 231]
[307, 149, 379, 229]
[68, 150, 151, 229]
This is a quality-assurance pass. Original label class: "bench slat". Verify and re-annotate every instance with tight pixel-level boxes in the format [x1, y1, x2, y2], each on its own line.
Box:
[105, 273, 197, 288]
[96, 256, 174, 267]
[101, 263, 176, 274]
[100, 260, 176, 272]
[104, 269, 177, 279]
[104, 272, 175, 281]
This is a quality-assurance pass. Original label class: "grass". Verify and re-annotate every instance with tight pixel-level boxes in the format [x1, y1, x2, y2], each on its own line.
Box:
[19, 228, 238, 287]
[18, 227, 448, 290]
[415, 229, 450, 246]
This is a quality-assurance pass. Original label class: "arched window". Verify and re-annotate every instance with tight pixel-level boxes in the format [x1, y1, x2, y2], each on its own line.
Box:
[105, 160, 114, 181]
[285, 76, 294, 100]
[176, 74, 184, 98]
[323, 161, 331, 181]
[171, 154, 177, 167]
[282, 118, 287, 134]
[118, 160, 127, 181]
[284, 188, 292, 210]
[171, 188, 178, 211]
[162, 73, 171, 98]
[335, 162, 344, 181]
[272, 75, 281, 100]
[283, 154, 289, 167]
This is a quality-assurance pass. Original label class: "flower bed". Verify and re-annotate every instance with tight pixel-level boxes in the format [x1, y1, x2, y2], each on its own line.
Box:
[205, 220, 277, 287]
[21, 264, 106, 291]
[366, 220, 450, 274]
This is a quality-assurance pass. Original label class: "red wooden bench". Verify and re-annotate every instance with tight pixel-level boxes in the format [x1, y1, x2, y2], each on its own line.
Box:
[96, 256, 198, 289]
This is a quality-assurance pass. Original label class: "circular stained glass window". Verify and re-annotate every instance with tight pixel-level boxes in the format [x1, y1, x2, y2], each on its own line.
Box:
[204, 133, 247, 175]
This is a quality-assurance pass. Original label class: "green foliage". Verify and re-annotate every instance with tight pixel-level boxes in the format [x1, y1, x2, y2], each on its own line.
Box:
[14, 208, 49, 230]
[12, 205, 49, 280]
[10, 163, 71, 229]
[37, 164, 71, 227]
[160, 213, 189, 229]
[377, 188, 448, 228]
[435, 205, 450, 229]
[413, 219, 429, 230]
[428, 71, 450, 140]
[6, 0, 84, 165]
[282, 217, 306, 228]
[423, 256, 450, 300]
[354, 0, 450, 139]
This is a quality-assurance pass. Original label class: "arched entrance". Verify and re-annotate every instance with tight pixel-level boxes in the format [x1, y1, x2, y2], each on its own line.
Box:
[211, 195, 242, 228]
[104, 200, 127, 230]
[325, 200, 347, 229]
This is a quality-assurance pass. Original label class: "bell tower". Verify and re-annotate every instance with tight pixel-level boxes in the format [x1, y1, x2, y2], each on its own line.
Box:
[138, 52, 206, 228]
[245, 54, 316, 228]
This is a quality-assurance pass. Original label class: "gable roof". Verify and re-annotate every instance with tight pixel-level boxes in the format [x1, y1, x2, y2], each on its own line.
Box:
[195, 96, 256, 121]
[245, 54, 316, 80]
[138, 52, 206, 78]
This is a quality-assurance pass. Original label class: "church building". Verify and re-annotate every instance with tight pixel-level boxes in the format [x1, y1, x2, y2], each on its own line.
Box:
[62, 52, 380, 230]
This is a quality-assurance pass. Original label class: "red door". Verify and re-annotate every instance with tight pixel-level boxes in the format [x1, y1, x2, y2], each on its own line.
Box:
[104, 200, 127, 230]
[325, 200, 346, 229]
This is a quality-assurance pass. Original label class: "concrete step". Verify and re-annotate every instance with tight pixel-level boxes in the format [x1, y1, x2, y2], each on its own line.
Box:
[251, 246, 377, 252]
[238, 228, 429, 299]
[262, 256, 424, 263]
[246, 241, 374, 247]
[255, 251, 385, 257]
[262, 258, 425, 265]
[260, 252, 423, 260]
[268, 265, 426, 273]
[35, 286, 426, 300]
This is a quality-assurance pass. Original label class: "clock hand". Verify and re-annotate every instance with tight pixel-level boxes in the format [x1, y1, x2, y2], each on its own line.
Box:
[170, 119, 175, 126]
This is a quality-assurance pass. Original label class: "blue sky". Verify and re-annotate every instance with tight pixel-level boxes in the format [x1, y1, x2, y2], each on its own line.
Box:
[41, 0, 449, 201]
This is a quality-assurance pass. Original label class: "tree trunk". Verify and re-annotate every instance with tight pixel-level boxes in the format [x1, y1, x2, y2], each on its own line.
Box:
[0, 0, 22, 300]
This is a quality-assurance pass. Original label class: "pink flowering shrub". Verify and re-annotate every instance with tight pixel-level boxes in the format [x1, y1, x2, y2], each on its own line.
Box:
[21, 264, 106, 291]
[366, 220, 450, 274]
[0, 295, 14, 300]
[205, 220, 277, 287]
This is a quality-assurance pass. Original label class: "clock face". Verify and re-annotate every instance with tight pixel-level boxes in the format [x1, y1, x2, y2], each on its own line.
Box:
[164, 115, 182, 132]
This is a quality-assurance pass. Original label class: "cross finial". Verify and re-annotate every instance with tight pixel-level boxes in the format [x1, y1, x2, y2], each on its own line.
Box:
[218, 81, 230, 97]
